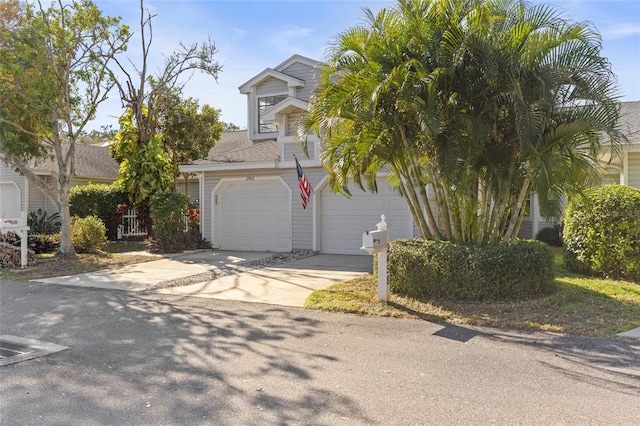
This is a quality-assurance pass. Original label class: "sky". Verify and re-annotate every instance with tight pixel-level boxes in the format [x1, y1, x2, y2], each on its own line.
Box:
[90, 0, 640, 131]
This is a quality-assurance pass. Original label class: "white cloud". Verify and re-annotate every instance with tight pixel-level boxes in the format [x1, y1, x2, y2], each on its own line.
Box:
[606, 22, 640, 39]
[266, 25, 314, 56]
[233, 28, 247, 39]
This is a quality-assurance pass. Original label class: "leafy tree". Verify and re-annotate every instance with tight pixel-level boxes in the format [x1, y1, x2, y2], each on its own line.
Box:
[110, 108, 172, 206]
[76, 125, 117, 145]
[0, 0, 22, 37]
[156, 87, 223, 192]
[223, 122, 243, 132]
[0, 0, 129, 256]
[302, 0, 625, 246]
[110, 0, 221, 207]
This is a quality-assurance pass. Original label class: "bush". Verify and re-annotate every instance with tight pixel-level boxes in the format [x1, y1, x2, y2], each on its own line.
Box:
[563, 184, 640, 282]
[147, 192, 210, 253]
[535, 224, 563, 247]
[27, 210, 61, 235]
[71, 215, 107, 253]
[1, 232, 60, 254]
[149, 192, 189, 253]
[70, 183, 130, 240]
[388, 239, 555, 301]
[28, 234, 61, 254]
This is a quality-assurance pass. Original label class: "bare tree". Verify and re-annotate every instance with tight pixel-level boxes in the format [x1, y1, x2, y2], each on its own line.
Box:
[108, 0, 221, 209]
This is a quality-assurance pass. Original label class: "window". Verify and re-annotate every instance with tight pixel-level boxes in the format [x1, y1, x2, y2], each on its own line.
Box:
[258, 95, 286, 133]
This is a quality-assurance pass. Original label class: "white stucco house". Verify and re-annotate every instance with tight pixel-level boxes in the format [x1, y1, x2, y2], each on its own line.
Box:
[180, 54, 640, 255]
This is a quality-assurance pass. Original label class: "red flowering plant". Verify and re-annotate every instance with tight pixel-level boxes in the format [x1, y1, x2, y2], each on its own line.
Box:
[112, 202, 128, 232]
[187, 203, 200, 232]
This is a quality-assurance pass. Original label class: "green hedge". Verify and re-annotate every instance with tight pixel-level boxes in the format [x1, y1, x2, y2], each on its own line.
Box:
[563, 184, 640, 282]
[69, 183, 130, 240]
[388, 239, 555, 301]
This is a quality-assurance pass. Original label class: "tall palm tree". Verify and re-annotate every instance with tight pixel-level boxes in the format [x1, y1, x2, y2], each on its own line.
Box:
[302, 0, 625, 246]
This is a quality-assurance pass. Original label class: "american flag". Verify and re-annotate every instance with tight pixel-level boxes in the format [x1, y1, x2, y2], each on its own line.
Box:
[295, 156, 311, 209]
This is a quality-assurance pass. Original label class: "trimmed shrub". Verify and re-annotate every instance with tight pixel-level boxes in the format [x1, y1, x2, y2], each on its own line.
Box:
[535, 224, 563, 247]
[71, 215, 107, 253]
[389, 239, 555, 301]
[70, 183, 130, 240]
[563, 184, 640, 282]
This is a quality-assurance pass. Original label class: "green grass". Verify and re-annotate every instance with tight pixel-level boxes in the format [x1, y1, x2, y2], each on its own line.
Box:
[305, 248, 640, 337]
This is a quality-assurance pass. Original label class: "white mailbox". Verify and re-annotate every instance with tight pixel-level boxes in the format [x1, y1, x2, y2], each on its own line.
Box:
[361, 229, 388, 254]
[361, 214, 391, 302]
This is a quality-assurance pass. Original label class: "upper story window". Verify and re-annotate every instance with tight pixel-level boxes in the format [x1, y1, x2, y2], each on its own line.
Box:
[258, 95, 286, 133]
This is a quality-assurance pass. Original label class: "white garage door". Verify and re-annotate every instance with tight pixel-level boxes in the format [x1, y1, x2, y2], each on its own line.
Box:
[217, 180, 291, 252]
[0, 182, 22, 218]
[320, 180, 413, 255]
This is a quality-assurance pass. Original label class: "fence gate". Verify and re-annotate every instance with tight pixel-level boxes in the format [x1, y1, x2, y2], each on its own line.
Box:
[117, 209, 148, 239]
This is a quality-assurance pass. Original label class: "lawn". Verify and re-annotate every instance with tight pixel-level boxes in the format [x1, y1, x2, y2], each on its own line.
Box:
[304, 248, 640, 337]
[0, 242, 158, 282]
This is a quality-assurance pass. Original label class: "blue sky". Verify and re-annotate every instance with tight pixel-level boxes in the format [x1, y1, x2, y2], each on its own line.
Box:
[92, 0, 640, 131]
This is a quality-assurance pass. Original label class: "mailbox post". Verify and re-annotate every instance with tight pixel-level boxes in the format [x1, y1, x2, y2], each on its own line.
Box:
[361, 214, 390, 302]
[0, 211, 30, 268]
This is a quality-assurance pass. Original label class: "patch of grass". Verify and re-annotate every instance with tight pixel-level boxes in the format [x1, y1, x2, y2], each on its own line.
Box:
[0, 242, 157, 282]
[105, 241, 147, 254]
[305, 248, 640, 337]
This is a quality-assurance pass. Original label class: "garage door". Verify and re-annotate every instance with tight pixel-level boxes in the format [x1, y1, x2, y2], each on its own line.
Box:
[320, 180, 413, 255]
[217, 180, 291, 252]
[0, 182, 22, 218]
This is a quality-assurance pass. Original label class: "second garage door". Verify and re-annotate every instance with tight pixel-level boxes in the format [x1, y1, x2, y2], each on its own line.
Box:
[319, 180, 413, 255]
[217, 180, 292, 252]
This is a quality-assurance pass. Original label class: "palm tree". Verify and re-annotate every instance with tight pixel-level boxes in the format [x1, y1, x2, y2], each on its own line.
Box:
[302, 0, 625, 246]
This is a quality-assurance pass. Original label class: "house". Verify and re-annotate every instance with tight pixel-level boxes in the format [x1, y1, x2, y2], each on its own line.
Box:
[0, 143, 119, 218]
[182, 54, 640, 254]
[518, 100, 640, 239]
[180, 55, 415, 255]
[1, 135, 206, 218]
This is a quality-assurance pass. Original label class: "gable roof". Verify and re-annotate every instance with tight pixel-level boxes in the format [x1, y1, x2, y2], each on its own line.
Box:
[274, 54, 323, 72]
[238, 69, 304, 94]
[261, 97, 309, 122]
[238, 55, 323, 95]
[29, 143, 119, 180]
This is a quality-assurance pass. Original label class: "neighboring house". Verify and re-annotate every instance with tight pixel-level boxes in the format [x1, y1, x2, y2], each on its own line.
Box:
[518, 100, 640, 239]
[181, 54, 640, 254]
[1, 140, 203, 222]
[0, 143, 119, 218]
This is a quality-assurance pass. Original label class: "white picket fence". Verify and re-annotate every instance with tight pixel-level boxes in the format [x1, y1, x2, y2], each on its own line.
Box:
[116, 209, 147, 239]
[116, 208, 192, 239]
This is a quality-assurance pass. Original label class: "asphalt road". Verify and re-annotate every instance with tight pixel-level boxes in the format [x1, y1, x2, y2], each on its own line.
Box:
[1, 280, 639, 425]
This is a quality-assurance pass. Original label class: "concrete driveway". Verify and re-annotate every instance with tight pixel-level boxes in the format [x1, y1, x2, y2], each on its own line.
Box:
[34, 251, 372, 306]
